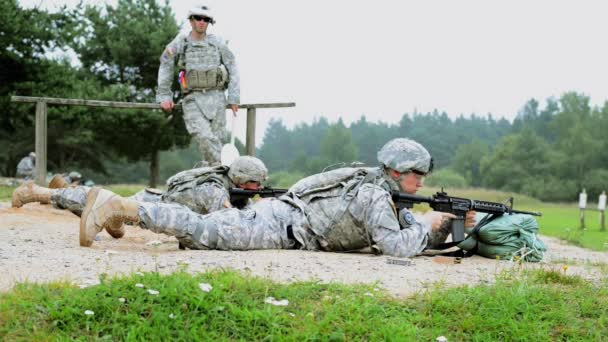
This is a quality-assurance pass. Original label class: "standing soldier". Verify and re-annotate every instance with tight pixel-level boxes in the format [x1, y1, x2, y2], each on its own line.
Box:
[156, 5, 240, 167]
[16, 152, 36, 180]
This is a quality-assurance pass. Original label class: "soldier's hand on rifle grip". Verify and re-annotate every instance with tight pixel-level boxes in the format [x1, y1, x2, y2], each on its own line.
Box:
[160, 100, 175, 113]
[464, 210, 477, 228]
[427, 212, 458, 231]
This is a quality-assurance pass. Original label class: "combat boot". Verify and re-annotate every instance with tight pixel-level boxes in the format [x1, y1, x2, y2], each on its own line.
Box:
[48, 174, 69, 189]
[80, 187, 139, 247]
[11, 181, 53, 208]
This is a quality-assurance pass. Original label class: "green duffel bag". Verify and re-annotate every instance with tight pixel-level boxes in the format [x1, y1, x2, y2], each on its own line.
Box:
[457, 213, 547, 262]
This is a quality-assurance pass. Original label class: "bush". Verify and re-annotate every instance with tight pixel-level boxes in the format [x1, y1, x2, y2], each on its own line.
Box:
[425, 169, 468, 188]
[523, 176, 579, 202]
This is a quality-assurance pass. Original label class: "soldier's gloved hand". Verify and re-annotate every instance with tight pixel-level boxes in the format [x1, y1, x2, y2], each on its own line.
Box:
[160, 100, 175, 113]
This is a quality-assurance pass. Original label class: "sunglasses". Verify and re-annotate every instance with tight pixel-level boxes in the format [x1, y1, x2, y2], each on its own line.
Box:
[191, 15, 212, 23]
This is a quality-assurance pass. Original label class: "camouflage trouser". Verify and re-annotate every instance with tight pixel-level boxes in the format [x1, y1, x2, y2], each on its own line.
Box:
[182, 91, 227, 166]
[138, 199, 301, 251]
[51, 186, 91, 216]
[51, 187, 161, 217]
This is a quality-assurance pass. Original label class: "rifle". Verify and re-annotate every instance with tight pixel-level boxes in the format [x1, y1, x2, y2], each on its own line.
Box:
[391, 189, 542, 243]
[229, 187, 288, 203]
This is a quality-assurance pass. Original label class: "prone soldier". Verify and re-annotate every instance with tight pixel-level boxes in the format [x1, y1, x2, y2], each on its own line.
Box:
[79, 138, 476, 257]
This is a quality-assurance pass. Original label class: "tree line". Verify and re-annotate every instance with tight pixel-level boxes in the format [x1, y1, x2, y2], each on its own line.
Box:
[259, 93, 608, 202]
[2, 1, 606, 201]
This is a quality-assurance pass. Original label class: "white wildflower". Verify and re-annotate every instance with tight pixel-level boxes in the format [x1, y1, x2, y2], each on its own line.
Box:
[265, 297, 289, 306]
[118, 298, 126, 303]
[169, 313, 175, 319]
[135, 283, 144, 288]
[84, 310, 95, 316]
[199, 283, 213, 292]
[147, 289, 159, 295]
[436, 336, 448, 342]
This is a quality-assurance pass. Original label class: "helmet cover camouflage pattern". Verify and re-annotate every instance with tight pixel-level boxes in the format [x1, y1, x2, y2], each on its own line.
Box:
[187, 5, 215, 24]
[68, 171, 82, 180]
[228, 156, 268, 184]
[377, 138, 433, 174]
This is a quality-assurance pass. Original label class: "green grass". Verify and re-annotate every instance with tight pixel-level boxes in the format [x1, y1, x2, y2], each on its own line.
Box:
[0, 185, 14, 202]
[0, 269, 606, 340]
[105, 184, 148, 197]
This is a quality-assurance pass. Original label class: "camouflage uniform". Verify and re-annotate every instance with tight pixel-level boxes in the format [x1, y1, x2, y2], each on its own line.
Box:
[138, 166, 439, 258]
[156, 32, 239, 165]
[52, 166, 237, 217]
[16, 155, 35, 179]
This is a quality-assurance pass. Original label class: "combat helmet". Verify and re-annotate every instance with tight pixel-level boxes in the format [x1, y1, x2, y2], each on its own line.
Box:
[228, 156, 268, 185]
[69, 171, 82, 181]
[187, 5, 216, 24]
[377, 138, 433, 174]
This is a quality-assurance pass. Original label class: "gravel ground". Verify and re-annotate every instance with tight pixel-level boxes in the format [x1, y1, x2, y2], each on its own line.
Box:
[1, 203, 606, 297]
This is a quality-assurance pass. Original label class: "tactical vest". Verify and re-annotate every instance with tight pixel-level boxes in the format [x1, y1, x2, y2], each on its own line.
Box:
[286, 167, 387, 252]
[164, 165, 231, 198]
[176, 36, 228, 92]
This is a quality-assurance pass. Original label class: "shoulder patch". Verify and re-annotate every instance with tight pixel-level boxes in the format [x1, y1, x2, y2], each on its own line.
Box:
[402, 211, 415, 225]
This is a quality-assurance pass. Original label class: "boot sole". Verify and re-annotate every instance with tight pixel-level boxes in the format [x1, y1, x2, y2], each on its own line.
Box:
[80, 186, 101, 247]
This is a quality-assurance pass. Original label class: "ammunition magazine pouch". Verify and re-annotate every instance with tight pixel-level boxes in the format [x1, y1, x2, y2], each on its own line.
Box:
[182, 66, 228, 93]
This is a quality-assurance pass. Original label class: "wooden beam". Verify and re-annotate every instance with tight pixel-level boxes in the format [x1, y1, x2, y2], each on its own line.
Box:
[11, 96, 295, 110]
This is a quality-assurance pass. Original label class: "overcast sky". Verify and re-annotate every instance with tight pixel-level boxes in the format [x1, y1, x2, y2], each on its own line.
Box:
[21, 0, 608, 145]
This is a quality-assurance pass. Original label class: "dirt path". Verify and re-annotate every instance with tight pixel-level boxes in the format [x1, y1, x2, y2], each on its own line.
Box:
[1, 203, 606, 297]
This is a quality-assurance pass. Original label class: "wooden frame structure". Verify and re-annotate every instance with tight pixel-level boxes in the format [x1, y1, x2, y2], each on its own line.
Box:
[11, 95, 295, 185]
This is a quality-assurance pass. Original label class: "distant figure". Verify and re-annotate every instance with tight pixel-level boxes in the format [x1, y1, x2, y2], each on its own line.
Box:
[16, 152, 36, 179]
[156, 5, 240, 167]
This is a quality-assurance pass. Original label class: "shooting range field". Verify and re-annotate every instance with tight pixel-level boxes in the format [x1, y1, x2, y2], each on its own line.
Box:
[1, 182, 607, 340]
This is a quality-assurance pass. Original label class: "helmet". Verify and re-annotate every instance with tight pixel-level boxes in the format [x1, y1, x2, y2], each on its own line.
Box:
[68, 171, 82, 181]
[29, 152, 36, 158]
[377, 138, 433, 174]
[187, 5, 216, 24]
[228, 156, 268, 184]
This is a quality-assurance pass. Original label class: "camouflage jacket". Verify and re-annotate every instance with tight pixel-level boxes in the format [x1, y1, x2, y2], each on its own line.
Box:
[282, 167, 432, 257]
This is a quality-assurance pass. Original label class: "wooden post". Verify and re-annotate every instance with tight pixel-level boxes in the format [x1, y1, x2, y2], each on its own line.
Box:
[579, 190, 587, 230]
[246, 107, 257, 156]
[35, 101, 47, 186]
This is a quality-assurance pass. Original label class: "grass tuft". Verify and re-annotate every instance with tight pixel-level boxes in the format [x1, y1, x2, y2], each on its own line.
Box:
[0, 269, 607, 340]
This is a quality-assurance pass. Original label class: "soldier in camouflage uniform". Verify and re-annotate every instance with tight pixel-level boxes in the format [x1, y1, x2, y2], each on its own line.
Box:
[12, 156, 267, 242]
[48, 171, 84, 189]
[80, 138, 476, 257]
[157, 5, 239, 166]
[16, 152, 36, 179]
